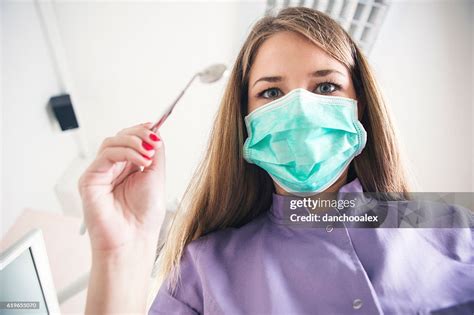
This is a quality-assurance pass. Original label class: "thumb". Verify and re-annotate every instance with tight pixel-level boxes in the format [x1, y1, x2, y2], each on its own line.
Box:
[141, 133, 166, 229]
[144, 131, 165, 183]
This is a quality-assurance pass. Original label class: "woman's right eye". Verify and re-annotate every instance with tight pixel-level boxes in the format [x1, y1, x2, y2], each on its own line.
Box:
[258, 88, 283, 100]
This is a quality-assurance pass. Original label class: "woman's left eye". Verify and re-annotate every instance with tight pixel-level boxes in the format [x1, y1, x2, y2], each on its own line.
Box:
[315, 82, 340, 94]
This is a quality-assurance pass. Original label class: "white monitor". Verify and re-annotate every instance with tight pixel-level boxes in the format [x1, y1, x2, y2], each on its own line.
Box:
[0, 229, 60, 314]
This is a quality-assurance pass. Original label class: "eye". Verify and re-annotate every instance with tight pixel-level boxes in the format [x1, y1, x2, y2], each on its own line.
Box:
[258, 87, 283, 100]
[315, 82, 341, 95]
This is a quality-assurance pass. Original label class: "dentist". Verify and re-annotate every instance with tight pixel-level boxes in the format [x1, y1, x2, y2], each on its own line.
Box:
[79, 7, 474, 315]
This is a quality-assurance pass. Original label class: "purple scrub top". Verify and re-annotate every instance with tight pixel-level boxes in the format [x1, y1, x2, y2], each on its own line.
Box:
[149, 178, 474, 314]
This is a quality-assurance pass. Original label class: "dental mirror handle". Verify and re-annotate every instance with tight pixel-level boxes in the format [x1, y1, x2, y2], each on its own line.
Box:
[151, 73, 198, 133]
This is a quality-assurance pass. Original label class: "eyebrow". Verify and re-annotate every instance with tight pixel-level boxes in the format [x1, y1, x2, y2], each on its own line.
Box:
[251, 69, 345, 88]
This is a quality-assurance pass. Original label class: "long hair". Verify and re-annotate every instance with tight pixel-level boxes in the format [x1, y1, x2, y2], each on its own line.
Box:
[156, 6, 410, 291]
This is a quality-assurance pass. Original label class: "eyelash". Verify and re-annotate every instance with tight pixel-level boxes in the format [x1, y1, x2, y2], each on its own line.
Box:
[257, 81, 342, 99]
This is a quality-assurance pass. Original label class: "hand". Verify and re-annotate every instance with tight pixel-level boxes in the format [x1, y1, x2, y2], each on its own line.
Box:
[78, 122, 166, 253]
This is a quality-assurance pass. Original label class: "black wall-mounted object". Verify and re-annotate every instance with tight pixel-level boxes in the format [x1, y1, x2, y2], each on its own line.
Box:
[49, 94, 79, 131]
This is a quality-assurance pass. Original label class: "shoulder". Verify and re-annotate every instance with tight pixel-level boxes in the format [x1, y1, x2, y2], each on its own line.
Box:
[149, 213, 269, 313]
[397, 199, 474, 228]
[365, 198, 473, 263]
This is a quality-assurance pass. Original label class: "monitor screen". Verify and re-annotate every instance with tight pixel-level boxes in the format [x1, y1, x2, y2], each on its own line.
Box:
[0, 247, 49, 314]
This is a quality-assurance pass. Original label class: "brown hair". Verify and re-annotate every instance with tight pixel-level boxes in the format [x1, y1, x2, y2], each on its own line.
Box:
[156, 6, 410, 290]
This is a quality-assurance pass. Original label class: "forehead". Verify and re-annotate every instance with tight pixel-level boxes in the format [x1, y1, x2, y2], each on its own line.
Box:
[248, 31, 348, 82]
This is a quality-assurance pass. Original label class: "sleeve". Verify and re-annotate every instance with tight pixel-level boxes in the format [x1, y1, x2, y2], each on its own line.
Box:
[148, 239, 207, 315]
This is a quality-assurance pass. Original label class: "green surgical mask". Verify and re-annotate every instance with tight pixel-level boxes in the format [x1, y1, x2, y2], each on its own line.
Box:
[243, 88, 367, 196]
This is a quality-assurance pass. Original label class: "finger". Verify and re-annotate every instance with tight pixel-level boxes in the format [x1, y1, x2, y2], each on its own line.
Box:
[120, 125, 160, 146]
[91, 147, 153, 174]
[99, 122, 160, 155]
[116, 122, 154, 137]
[142, 132, 166, 214]
[143, 131, 165, 183]
[98, 134, 157, 158]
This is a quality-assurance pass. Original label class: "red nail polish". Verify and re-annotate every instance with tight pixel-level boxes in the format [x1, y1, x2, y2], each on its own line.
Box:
[149, 133, 160, 142]
[142, 141, 153, 150]
[141, 154, 151, 160]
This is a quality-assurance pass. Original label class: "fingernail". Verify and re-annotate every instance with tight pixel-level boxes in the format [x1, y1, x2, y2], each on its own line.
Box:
[142, 141, 153, 151]
[141, 154, 151, 160]
[149, 133, 160, 142]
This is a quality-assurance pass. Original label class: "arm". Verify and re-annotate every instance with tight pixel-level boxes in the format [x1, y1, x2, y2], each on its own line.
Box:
[85, 235, 158, 315]
[78, 122, 166, 314]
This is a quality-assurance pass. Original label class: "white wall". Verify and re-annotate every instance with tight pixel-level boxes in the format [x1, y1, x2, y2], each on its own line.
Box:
[2, 0, 473, 237]
[2, 1, 80, 237]
[370, 0, 473, 192]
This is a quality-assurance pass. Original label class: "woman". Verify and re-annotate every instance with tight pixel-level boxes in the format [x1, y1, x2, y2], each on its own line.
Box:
[79, 7, 473, 315]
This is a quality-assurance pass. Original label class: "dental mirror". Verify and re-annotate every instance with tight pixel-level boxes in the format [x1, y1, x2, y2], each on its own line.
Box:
[198, 63, 228, 83]
[151, 63, 228, 132]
